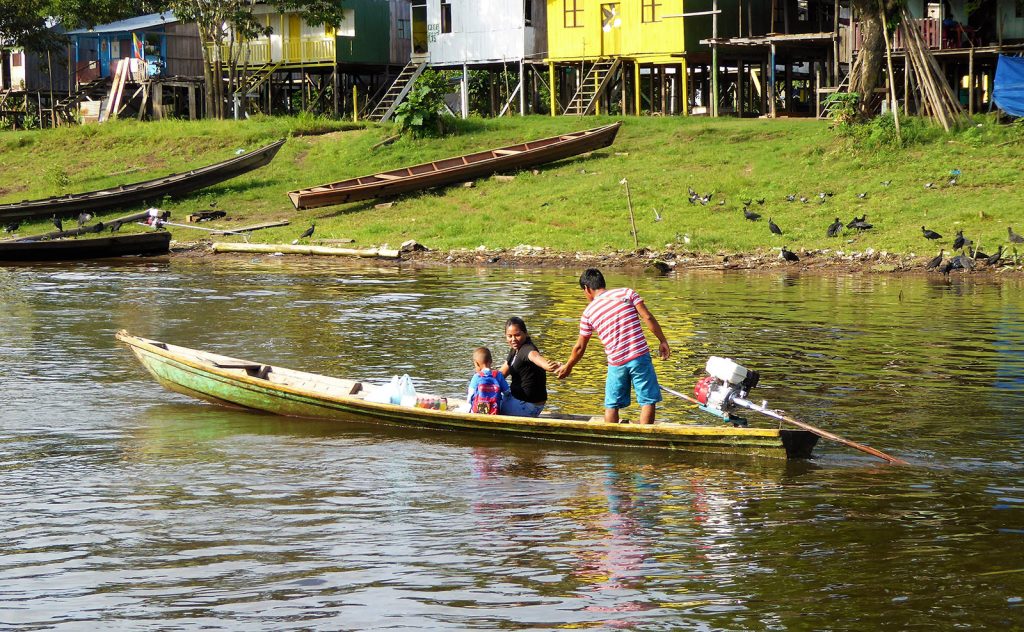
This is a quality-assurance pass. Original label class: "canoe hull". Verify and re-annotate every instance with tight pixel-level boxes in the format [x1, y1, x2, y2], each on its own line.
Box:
[0, 231, 171, 261]
[0, 139, 285, 223]
[117, 332, 818, 460]
[287, 123, 621, 210]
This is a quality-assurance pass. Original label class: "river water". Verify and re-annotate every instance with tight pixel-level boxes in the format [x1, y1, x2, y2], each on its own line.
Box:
[1, 259, 1021, 630]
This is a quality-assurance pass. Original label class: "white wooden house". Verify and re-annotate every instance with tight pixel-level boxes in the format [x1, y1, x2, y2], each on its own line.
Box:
[374, 0, 547, 119]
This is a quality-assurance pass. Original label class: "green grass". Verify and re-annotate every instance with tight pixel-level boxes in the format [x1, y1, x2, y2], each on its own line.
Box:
[3, 114, 1023, 259]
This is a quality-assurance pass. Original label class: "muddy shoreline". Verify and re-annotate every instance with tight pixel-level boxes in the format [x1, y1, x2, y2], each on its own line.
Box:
[169, 240, 1023, 276]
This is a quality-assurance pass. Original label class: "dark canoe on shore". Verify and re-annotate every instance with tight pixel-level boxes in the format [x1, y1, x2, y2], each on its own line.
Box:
[0, 231, 171, 262]
[116, 331, 819, 460]
[0, 139, 286, 224]
[287, 122, 622, 210]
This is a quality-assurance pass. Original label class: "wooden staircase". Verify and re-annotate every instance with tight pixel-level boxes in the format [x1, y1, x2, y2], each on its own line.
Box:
[562, 58, 621, 116]
[235, 61, 284, 98]
[366, 59, 428, 123]
[52, 78, 108, 124]
[817, 72, 851, 119]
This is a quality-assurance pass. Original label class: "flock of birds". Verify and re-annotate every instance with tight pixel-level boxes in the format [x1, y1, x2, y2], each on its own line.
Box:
[679, 170, 1021, 271]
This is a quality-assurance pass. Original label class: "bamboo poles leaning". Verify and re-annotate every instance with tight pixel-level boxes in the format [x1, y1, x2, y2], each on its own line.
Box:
[897, 6, 966, 131]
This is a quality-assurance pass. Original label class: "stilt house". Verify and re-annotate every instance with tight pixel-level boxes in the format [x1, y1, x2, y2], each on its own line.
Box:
[221, 1, 410, 118]
[545, 0, 696, 116]
[366, 0, 549, 122]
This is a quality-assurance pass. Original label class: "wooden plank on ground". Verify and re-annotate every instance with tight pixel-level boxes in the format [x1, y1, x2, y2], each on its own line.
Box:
[211, 220, 289, 235]
[212, 242, 400, 259]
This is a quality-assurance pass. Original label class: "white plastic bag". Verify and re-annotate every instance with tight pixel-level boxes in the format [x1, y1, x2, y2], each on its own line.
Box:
[394, 374, 416, 404]
[366, 375, 400, 404]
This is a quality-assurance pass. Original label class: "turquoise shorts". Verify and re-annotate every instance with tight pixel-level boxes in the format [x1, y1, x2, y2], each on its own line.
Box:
[605, 353, 662, 409]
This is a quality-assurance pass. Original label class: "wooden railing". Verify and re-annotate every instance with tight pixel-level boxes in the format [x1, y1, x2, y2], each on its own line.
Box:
[205, 41, 272, 65]
[852, 18, 943, 52]
[283, 37, 335, 63]
[206, 37, 334, 66]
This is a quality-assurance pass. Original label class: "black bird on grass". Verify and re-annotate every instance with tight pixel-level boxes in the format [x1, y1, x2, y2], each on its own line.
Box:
[849, 215, 873, 231]
[985, 246, 1004, 266]
[293, 223, 315, 244]
[940, 259, 955, 275]
[922, 226, 942, 240]
[785, 194, 796, 202]
[781, 246, 800, 263]
[1009, 226, 1024, 244]
[768, 218, 782, 235]
[756, 198, 765, 206]
[952, 230, 971, 251]
[52, 216, 63, 233]
[108, 221, 122, 233]
[3, 222, 19, 233]
[827, 217, 843, 237]
[969, 246, 989, 260]
[856, 192, 868, 199]
[926, 249, 944, 270]
[743, 208, 761, 221]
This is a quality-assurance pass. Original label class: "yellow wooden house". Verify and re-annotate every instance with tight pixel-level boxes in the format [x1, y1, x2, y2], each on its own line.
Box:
[545, 0, 691, 116]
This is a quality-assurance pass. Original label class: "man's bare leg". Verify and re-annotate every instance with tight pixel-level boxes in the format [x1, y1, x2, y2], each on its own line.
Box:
[637, 404, 655, 425]
[604, 408, 620, 424]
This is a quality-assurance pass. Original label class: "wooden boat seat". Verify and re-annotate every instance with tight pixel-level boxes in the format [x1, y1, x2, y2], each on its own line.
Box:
[373, 173, 403, 181]
[213, 361, 271, 379]
[492, 149, 523, 155]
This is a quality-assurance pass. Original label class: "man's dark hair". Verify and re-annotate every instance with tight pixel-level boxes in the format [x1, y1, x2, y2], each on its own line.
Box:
[579, 268, 606, 291]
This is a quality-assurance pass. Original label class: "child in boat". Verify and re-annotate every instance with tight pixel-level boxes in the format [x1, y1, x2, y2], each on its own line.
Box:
[467, 347, 511, 415]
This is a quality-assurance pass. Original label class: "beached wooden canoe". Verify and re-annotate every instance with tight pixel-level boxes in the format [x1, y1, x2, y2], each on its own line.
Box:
[0, 139, 285, 224]
[287, 122, 622, 210]
[116, 331, 818, 460]
[0, 231, 171, 262]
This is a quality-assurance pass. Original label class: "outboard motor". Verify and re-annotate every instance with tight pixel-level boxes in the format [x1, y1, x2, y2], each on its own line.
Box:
[694, 356, 760, 426]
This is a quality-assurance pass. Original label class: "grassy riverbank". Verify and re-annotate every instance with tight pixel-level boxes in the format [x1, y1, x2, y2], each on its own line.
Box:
[3, 114, 1023, 262]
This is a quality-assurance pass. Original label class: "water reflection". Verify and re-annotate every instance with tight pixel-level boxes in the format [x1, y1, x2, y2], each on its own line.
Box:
[1, 260, 1022, 629]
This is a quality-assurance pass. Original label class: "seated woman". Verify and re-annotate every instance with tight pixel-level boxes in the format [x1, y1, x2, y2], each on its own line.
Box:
[499, 317, 560, 417]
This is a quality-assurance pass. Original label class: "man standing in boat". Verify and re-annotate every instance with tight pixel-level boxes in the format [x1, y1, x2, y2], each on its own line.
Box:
[556, 268, 671, 425]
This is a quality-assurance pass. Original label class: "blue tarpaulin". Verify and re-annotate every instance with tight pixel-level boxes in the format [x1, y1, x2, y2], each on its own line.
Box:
[994, 55, 1024, 117]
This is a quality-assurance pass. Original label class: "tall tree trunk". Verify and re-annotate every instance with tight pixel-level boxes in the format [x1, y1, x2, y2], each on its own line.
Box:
[850, 0, 885, 119]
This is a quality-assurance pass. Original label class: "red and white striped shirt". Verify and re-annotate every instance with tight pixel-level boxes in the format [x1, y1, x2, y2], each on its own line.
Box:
[580, 287, 650, 366]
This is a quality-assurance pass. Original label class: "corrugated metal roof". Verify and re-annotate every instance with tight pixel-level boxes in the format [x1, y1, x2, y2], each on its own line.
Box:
[67, 12, 178, 35]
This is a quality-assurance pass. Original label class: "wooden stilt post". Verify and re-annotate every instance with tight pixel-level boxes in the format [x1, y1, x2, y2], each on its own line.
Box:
[549, 62, 556, 116]
[681, 61, 688, 115]
[968, 47, 975, 116]
[634, 60, 641, 114]
[711, 0, 719, 117]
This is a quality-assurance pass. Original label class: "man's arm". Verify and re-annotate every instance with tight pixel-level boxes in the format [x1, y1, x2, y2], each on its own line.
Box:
[557, 334, 590, 379]
[636, 302, 671, 360]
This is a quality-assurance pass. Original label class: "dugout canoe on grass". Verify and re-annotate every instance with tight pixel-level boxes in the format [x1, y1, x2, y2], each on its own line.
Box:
[115, 330, 819, 460]
[0, 232, 171, 262]
[0, 139, 285, 224]
[286, 122, 622, 210]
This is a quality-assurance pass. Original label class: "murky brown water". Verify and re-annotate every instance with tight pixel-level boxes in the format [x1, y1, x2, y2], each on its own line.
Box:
[1, 259, 1022, 629]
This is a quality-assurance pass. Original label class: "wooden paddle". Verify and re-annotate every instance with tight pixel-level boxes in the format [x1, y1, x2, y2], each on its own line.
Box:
[661, 385, 908, 465]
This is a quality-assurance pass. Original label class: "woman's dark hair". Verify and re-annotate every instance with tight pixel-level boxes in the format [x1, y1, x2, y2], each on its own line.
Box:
[505, 316, 529, 335]
[579, 268, 606, 291]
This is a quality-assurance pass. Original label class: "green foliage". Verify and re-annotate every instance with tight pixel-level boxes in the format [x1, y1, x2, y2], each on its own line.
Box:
[824, 92, 860, 128]
[46, 165, 70, 193]
[393, 71, 453, 137]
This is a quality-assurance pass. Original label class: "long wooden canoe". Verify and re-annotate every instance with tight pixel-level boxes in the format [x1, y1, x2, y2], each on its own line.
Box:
[0, 139, 286, 224]
[116, 331, 818, 460]
[0, 232, 171, 261]
[287, 122, 622, 210]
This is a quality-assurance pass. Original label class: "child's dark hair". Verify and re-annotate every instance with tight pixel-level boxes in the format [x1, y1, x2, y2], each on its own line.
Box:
[579, 268, 606, 291]
[505, 316, 529, 335]
[474, 347, 493, 365]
